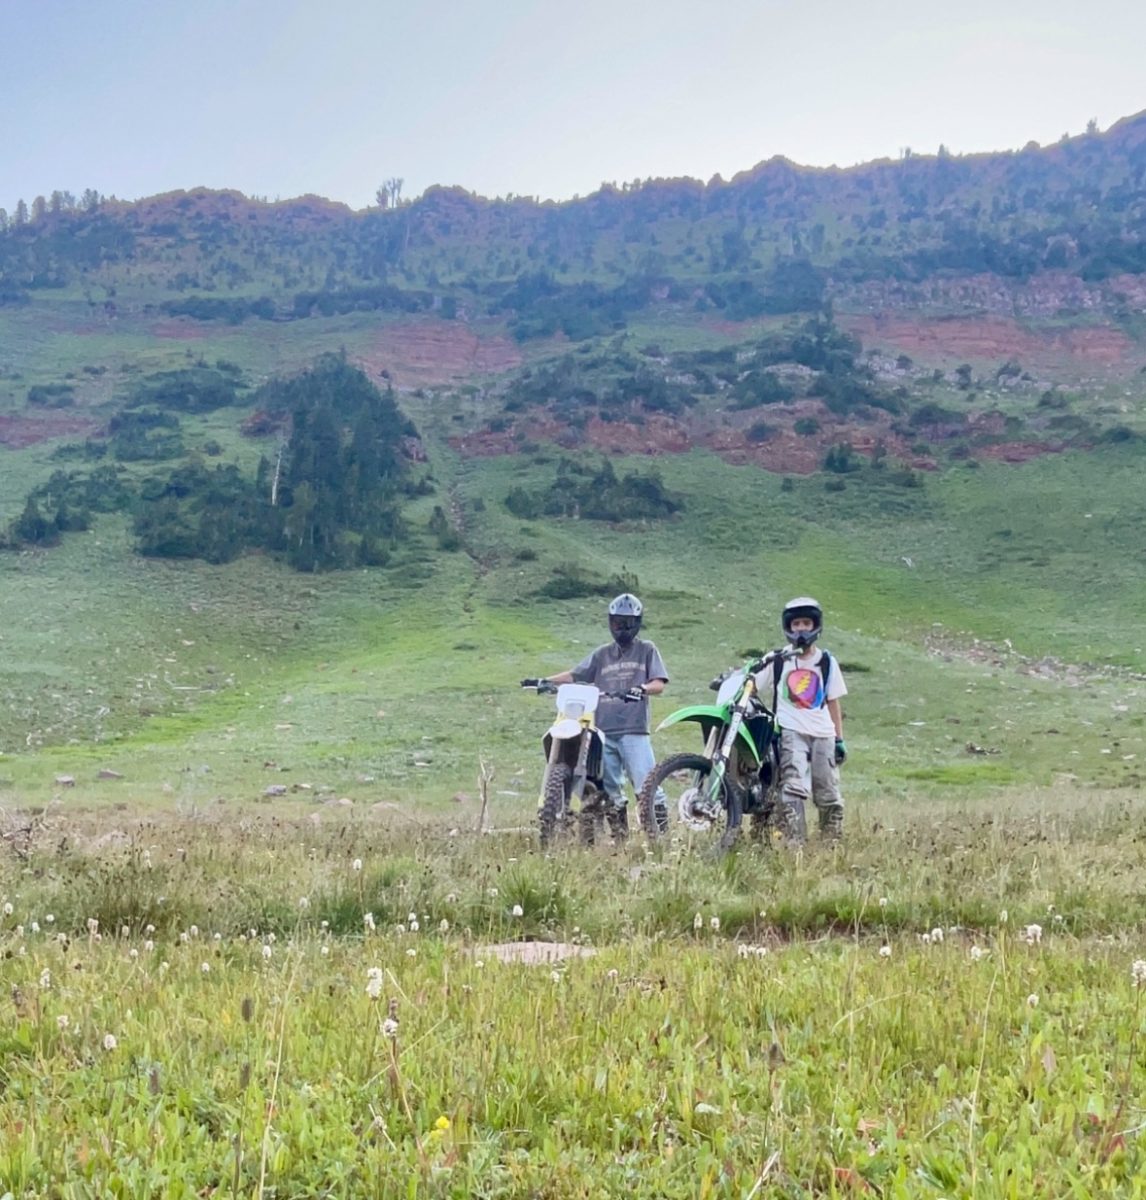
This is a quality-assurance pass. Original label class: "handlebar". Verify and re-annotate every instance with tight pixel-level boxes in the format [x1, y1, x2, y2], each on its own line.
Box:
[520, 682, 640, 701]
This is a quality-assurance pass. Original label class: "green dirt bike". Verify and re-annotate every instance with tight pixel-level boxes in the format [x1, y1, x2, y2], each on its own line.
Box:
[637, 647, 796, 848]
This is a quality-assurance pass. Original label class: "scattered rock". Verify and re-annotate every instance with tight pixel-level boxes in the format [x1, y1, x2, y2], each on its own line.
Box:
[324, 797, 354, 808]
[96, 769, 124, 781]
[263, 784, 288, 797]
[356, 774, 376, 784]
[54, 775, 76, 787]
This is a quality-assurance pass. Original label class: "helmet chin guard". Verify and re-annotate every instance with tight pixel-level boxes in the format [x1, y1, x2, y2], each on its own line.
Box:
[782, 595, 823, 648]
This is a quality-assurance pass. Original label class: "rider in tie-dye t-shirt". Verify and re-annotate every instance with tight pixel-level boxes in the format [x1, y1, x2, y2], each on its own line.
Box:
[770, 597, 848, 843]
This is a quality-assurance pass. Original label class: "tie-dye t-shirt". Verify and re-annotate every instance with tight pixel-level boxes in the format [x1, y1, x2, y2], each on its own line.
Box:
[774, 648, 847, 739]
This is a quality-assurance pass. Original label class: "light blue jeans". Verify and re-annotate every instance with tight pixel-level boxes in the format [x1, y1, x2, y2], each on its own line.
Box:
[602, 733, 667, 813]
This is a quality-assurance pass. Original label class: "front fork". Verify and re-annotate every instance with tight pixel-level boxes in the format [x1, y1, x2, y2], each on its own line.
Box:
[701, 683, 756, 817]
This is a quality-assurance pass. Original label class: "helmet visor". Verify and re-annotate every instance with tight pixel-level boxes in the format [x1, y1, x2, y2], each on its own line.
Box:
[609, 615, 641, 643]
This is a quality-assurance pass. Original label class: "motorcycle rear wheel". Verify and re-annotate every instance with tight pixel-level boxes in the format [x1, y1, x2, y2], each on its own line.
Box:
[637, 752, 743, 849]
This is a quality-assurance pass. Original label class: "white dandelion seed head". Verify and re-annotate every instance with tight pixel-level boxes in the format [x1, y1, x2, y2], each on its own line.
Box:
[511, 904, 523, 918]
[39, 968, 51, 989]
[261, 944, 273, 960]
[159, 961, 170, 973]
[550, 970, 561, 983]
[487, 887, 499, 898]
[930, 927, 944, 943]
[395, 923, 406, 935]
[364, 912, 376, 932]
[1024, 924, 1043, 945]
[1026, 993, 1039, 1008]
[2, 902, 13, 917]
[406, 947, 417, 958]
[213, 932, 221, 942]
[57, 1014, 69, 1031]
[366, 967, 384, 1000]
[999, 909, 1008, 925]
[87, 918, 99, 934]
[879, 945, 892, 958]
[144, 940, 154, 952]
[693, 912, 704, 931]
[738, 944, 751, 958]
[474, 959, 484, 969]
[120, 925, 130, 938]
[320, 920, 329, 930]
[407, 912, 417, 924]
[445, 893, 458, 904]
[298, 896, 310, 911]
[710, 915, 721, 932]
[1131, 960, 1146, 988]
[145, 924, 155, 935]
[439, 919, 449, 934]
[14, 924, 22, 937]
[921, 933, 931, 945]
[179, 932, 189, 944]
[381, 1017, 399, 1038]
[45, 914, 54, 924]
[30, 922, 40, 934]
[189, 925, 199, 939]
[970, 945, 985, 961]
[409, 920, 420, 933]
[129, 948, 139, 959]
[102, 1033, 118, 1051]
[320, 945, 330, 956]
[878, 897, 888, 908]
[266, 933, 276, 944]
[352, 858, 363, 872]
[607, 968, 619, 979]
[200, 962, 210, 974]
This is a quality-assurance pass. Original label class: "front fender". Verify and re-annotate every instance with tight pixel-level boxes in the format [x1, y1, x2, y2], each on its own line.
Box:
[655, 705, 761, 765]
[546, 717, 586, 742]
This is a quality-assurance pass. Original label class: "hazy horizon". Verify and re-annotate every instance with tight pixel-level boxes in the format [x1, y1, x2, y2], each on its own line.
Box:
[2, 0, 1144, 212]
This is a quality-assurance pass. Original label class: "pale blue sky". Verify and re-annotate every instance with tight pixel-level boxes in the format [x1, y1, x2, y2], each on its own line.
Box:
[2, 0, 1144, 211]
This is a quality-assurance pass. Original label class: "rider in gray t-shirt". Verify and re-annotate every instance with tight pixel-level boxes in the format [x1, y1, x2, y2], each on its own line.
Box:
[530, 593, 669, 840]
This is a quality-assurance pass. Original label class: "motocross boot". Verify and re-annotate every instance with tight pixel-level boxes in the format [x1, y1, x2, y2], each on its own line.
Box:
[606, 805, 630, 843]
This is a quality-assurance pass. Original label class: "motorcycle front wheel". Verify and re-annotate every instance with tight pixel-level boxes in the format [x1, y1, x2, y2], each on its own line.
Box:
[637, 752, 743, 850]
[538, 762, 572, 849]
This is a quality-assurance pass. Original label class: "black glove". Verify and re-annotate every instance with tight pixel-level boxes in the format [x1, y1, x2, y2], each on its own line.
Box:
[624, 686, 646, 703]
[834, 737, 848, 765]
[520, 678, 540, 689]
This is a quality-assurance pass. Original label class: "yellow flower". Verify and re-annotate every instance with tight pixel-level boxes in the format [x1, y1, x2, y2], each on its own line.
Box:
[434, 1115, 451, 1132]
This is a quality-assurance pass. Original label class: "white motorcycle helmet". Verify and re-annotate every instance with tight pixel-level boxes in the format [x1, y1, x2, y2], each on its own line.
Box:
[781, 596, 823, 649]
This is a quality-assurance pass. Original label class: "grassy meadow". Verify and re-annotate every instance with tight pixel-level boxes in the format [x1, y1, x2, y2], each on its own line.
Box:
[1, 301, 1145, 1195]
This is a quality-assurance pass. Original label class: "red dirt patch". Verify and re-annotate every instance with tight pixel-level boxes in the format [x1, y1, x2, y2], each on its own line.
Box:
[840, 314, 1133, 370]
[0, 412, 101, 449]
[361, 319, 523, 387]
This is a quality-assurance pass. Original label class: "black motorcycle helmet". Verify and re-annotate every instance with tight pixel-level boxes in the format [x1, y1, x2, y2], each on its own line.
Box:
[607, 592, 643, 647]
[781, 595, 823, 649]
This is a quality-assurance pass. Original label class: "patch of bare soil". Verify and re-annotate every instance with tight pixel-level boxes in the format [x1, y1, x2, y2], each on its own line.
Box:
[150, 319, 212, 340]
[0, 412, 101, 449]
[840, 314, 1134, 370]
[475, 942, 597, 965]
[361, 319, 524, 387]
[924, 631, 1146, 685]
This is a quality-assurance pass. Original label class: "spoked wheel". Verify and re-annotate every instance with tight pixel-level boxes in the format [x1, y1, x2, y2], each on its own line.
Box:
[637, 753, 743, 850]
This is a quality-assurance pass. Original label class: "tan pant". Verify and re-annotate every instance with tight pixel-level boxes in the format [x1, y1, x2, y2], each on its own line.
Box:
[779, 729, 843, 841]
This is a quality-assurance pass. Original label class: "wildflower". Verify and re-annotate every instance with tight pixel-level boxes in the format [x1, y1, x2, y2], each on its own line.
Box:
[129, 948, 139, 960]
[1053, 914, 1064, 925]
[39, 968, 51, 989]
[45, 914, 54, 924]
[999, 909, 1008, 925]
[408, 912, 417, 924]
[606, 968, 619, 980]
[364, 912, 376, 932]
[144, 940, 154, 952]
[145, 924, 155, 935]
[487, 887, 499, 899]
[92, 932, 102, 943]
[200, 962, 211, 974]
[1024, 924, 1043, 945]
[434, 1115, 450, 1132]
[970, 946, 985, 961]
[1131, 960, 1146, 989]
[738, 944, 751, 959]
[352, 858, 363, 872]
[693, 912, 704, 932]
[159, 961, 170, 974]
[930, 927, 944, 943]
[261, 945, 273, 960]
[120, 925, 130, 938]
[189, 925, 200, 939]
[511, 904, 524, 918]
[878, 897, 888, 909]
[14, 925, 22, 937]
[406, 947, 417, 958]
[298, 896, 310, 911]
[710, 915, 721, 932]
[266, 932, 276, 944]
[921, 933, 931, 945]
[213, 932, 222, 942]
[1026, 993, 1039, 1008]
[439, 918, 449, 934]
[87, 918, 99, 935]
[57, 1014, 69, 1031]
[2, 902, 12, 917]
[102, 1033, 118, 1051]
[30, 922, 39, 934]
[879, 945, 892, 958]
[179, 932, 189, 944]
[409, 920, 420, 933]
[445, 893, 458, 904]
[366, 967, 384, 1000]
[395, 923, 406, 935]
[550, 970, 561, 983]
[474, 959, 484, 969]
[382, 1016, 399, 1039]
[320, 945, 330, 956]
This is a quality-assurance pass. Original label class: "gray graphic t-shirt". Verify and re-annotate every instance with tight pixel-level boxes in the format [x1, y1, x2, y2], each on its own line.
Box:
[571, 638, 669, 736]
